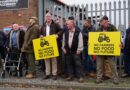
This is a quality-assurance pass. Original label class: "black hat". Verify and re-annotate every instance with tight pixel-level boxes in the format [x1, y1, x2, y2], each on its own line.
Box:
[68, 16, 74, 20]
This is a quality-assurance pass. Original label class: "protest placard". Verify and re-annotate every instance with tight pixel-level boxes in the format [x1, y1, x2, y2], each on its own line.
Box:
[88, 32, 121, 56]
[33, 35, 59, 60]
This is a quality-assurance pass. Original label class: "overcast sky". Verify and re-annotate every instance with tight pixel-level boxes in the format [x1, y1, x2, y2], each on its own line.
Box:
[62, 0, 124, 5]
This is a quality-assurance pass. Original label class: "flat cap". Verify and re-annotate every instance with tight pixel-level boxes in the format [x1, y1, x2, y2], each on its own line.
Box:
[29, 16, 38, 22]
[100, 15, 108, 21]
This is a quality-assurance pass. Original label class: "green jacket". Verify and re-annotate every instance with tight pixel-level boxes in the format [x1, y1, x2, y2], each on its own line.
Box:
[21, 23, 40, 53]
[97, 24, 117, 32]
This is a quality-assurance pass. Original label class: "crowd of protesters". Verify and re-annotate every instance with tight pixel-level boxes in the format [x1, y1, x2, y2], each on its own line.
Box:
[0, 12, 130, 85]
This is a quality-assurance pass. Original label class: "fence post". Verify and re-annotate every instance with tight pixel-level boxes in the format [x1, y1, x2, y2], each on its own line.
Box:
[38, 0, 44, 25]
[68, 6, 71, 17]
[114, 1, 117, 26]
[128, 0, 130, 22]
[95, 3, 98, 28]
[76, 5, 80, 27]
[72, 5, 76, 23]
[99, 3, 102, 16]
[104, 2, 107, 15]
[123, 0, 126, 29]
[90, 4, 93, 24]
[81, 4, 85, 29]
[85, 4, 88, 20]
[108, 2, 112, 23]
[118, 1, 121, 26]
[64, 5, 67, 19]
[52, 2, 55, 20]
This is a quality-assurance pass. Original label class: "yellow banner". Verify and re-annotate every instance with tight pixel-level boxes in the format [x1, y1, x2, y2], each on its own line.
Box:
[33, 35, 59, 60]
[88, 32, 121, 56]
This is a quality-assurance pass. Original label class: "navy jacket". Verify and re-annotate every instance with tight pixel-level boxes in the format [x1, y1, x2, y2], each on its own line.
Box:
[124, 27, 130, 54]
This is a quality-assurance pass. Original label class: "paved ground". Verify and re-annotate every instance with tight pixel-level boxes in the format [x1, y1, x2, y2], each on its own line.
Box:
[0, 87, 51, 90]
[0, 66, 130, 90]
[0, 73, 130, 90]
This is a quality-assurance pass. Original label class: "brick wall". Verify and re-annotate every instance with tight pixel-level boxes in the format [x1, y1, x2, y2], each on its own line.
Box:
[0, 0, 38, 29]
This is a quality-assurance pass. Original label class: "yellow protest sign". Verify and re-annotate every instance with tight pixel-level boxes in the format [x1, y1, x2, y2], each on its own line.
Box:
[33, 35, 59, 60]
[88, 32, 121, 56]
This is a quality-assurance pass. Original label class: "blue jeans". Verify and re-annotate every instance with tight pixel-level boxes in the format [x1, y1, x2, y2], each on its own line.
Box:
[82, 47, 96, 74]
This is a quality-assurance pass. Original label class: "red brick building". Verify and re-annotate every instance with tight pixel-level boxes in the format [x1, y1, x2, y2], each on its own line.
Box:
[0, 0, 38, 29]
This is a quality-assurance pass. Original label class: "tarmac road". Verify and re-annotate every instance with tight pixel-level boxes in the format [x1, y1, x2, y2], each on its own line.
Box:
[0, 87, 55, 90]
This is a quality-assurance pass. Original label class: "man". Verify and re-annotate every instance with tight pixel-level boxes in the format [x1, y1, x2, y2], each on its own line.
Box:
[98, 18, 112, 80]
[62, 19, 84, 83]
[8, 24, 25, 52]
[7, 24, 25, 76]
[96, 15, 119, 84]
[82, 19, 96, 77]
[0, 30, 7, 66]
[40, 13, 62, 80]
[54, 18, 64, 76]
[21, 17, 40, 79]
[62, 16, 79, 77]
[122, 22, 130, 78]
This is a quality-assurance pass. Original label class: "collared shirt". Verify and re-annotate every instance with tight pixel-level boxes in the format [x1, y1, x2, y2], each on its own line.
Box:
[62, 28, 83, 53]
[11, 31, 17, 48]
[46, 24, 50, 36]
[103, 29, 107, 32]
[68, 29, 75, 48]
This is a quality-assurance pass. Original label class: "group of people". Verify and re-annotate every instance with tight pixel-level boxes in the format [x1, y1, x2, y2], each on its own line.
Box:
[0, 12, 130, 85]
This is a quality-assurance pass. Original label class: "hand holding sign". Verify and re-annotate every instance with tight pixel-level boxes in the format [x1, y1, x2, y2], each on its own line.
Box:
[33, 35, 59, 60]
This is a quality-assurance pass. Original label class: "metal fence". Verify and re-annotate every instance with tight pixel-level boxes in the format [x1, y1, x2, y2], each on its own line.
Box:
[44, 0, 130, 75]
[46, 0, 129, 30]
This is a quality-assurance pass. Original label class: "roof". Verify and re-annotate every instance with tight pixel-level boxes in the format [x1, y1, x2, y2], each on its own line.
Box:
[56, 0, 68, 6]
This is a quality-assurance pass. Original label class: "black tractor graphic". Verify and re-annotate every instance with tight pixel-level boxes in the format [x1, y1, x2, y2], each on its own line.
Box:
[40, 38, 49, 47]
[98, 33, 110, 43]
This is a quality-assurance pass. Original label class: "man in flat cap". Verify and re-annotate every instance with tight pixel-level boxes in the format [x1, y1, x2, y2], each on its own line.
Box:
[21, 16, 40, 79]
[95, 15, 119, 84]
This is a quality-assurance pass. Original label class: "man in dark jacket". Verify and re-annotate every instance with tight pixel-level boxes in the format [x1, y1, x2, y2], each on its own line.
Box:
[8, 24, 25, 52]
[21, 17, 40, 79]
[40, 13, 62, 80]
[122, 25, 130, 77]
[82, 19, 96, 76]
[7, 24, 25, 76]
[62, 19, 84, 83]
[0, 30, 7, 65]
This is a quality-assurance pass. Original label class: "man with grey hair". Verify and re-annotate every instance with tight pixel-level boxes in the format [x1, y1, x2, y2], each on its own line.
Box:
[62, 19, 84, 83]
[7, 23, 25, 76]
[8, 24, 25, 52]
[40, 12, 62, 80]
